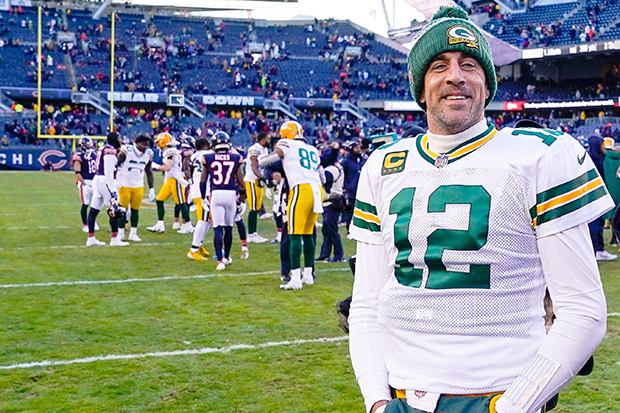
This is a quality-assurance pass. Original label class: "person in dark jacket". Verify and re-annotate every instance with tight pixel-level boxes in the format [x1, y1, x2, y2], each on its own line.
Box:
[587, 135, 617, 260]
[318, 143, 345, 262]
[340, 139, 366, 234]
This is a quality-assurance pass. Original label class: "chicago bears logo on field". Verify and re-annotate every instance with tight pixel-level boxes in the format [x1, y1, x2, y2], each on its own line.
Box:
[447, 25, 479, 49]
[38, 149, 67, 169]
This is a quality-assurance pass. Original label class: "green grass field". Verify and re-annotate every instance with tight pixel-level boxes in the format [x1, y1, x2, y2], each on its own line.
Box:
[0, 171, 619, 412]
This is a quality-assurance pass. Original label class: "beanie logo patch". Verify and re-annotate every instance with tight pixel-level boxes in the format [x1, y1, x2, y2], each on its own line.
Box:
[447, 25, 479, 49]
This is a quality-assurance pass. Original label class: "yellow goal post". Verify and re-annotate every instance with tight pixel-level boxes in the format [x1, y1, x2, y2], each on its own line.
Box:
[36, 6, 117, 152]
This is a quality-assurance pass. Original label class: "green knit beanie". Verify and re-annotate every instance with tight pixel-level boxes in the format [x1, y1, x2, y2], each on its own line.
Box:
[407, 6, 496, 111]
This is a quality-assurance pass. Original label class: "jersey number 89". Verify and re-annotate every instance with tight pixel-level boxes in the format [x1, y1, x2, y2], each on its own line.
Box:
[298, 148, 318, 171]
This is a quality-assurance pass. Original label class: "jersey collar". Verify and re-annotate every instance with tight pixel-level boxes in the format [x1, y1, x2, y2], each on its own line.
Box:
[416, 123, 497, 168]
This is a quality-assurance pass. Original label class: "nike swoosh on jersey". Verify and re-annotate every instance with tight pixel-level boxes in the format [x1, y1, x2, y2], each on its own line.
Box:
[578, 151, 587, 165]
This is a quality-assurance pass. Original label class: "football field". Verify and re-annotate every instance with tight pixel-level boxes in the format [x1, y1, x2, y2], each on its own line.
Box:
[0, 171, 619, 412]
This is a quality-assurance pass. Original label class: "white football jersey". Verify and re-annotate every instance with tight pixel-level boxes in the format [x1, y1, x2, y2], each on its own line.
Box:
[162, 147, 183, 181]
[189, 149, 211, 200]
[243, 142, 268, 182]
[277, 139, 322, 188]
[350, 124, 614, 394]
[117, 144, 153, 188]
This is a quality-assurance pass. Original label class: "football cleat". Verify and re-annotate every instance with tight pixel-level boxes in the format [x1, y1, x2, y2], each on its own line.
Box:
[240, 246, 249, 260]
[177, 222, 194, 234]
[147, 222, 165, 233]
[223, 257, 233, 265]
[187, 250, 208, 261]
[247, 233, 268, 243]
[82, 225, 89, 233]
[128, 233, 142, 242]
[117, 228, 126, 241]
[198, 245, 210, 256]
[216, 262, 226, 271]
[279, 279, 303, 290]
[595, 250, 617, 261]
[172, 222, 182, 230]
[94, 222, 100, 231]
[86, 237, 106, 247]
[336, 301, 350, 333]
[110, 237, 129, 246]
[301, 271, 314, 285]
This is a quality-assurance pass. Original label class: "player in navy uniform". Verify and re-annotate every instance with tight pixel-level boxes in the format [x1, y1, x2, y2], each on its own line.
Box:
[86, 132, 128, 247]
[73, 137, 99, 232]
[200, 132, 246, 270]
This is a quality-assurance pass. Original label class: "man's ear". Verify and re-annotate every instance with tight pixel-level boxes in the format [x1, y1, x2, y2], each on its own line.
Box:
[485, 86, 490, 100]
[419, 87, 426, 104]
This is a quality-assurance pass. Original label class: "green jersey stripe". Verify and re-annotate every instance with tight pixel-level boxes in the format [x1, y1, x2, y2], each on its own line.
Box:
[536, 169, 599, 204]
[536, 186, 609, 226]
[352, 217, 381, 232]
[354, 199, 378, 215]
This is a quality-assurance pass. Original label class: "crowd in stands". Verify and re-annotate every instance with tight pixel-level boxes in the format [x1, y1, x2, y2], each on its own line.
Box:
[483, 0, 620, 49]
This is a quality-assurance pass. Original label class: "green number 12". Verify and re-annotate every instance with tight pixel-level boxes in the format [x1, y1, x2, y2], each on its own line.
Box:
[389, 185, 491, 289]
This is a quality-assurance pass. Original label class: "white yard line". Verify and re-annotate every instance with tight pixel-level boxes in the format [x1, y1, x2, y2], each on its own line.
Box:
[0, 267, 348, 289]
[0, 336, 349, 370]
[608, 312, 620, 317]
[2, 225, 72, 230]
[0, 241, 178, 252]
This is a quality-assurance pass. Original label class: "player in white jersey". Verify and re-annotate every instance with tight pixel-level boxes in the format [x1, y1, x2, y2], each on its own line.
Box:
[147, 132, 192, 234]
[187, 137, 213, 260]
[243, 132, 270, 243]
[349, 7, 609, 413]
[259, 120, 323, 290]
[116, 135, 155, 242]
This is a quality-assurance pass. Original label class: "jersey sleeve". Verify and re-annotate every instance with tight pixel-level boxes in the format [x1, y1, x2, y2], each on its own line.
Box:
[349, 161, 382, 245]
[532, 134, 615, 238]
[247, 144, 262, 159]
[276, 139, 291, 157]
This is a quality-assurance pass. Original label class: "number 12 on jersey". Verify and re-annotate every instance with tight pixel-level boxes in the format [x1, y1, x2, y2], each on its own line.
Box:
[389, 184, 491, 290]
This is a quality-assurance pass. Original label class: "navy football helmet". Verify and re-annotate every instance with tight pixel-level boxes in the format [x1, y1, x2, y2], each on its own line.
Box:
[107, 197, 127, 219]
[77, 136, 94, 152]
[212, 131, 231, 152]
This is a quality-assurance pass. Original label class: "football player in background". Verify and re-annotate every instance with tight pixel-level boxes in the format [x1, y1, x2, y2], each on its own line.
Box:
[86, 132, 128, 247]
[200, 132, 246, 270]
[348, 7, 609, 413]
[73, 136, 99, 232]
[172, 134, 196, 232]
[259, 121, 323, 290]
[243, 132, 271, 243]
[116, 135, 155, 242]
[187, 137, 212, 261]
[147, 132, 192, 234]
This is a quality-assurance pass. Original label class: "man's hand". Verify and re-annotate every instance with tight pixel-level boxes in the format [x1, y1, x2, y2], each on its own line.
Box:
[151, 162, 161, 171]
[257, 177, 267, 188]
[148, 187, 156, 201]
[370, 400, 389, 413]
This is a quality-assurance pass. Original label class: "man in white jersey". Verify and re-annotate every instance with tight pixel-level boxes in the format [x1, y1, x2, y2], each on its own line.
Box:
[147, 132, 192, 234]
[244, 132, 271, 243]
[349, 7, 610, 413]
[259, 120, 323, 290]
[187, 137, 213, 260]
[116, 135, 155, 242]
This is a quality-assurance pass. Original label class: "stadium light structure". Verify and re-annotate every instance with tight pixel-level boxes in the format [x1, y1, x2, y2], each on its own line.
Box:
[37, 7, 116, 151]
[92, 0, 113, 20]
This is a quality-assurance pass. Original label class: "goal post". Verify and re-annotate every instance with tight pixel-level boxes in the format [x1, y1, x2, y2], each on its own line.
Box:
[36, 6, 117, 152]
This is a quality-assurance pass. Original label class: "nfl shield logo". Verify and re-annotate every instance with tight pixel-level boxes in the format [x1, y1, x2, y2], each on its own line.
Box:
[414, 390, 427, 398]
[435, 154, 449, 168]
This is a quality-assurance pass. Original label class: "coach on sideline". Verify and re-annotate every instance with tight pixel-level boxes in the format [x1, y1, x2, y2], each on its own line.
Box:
[348, 6, 610, 413]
